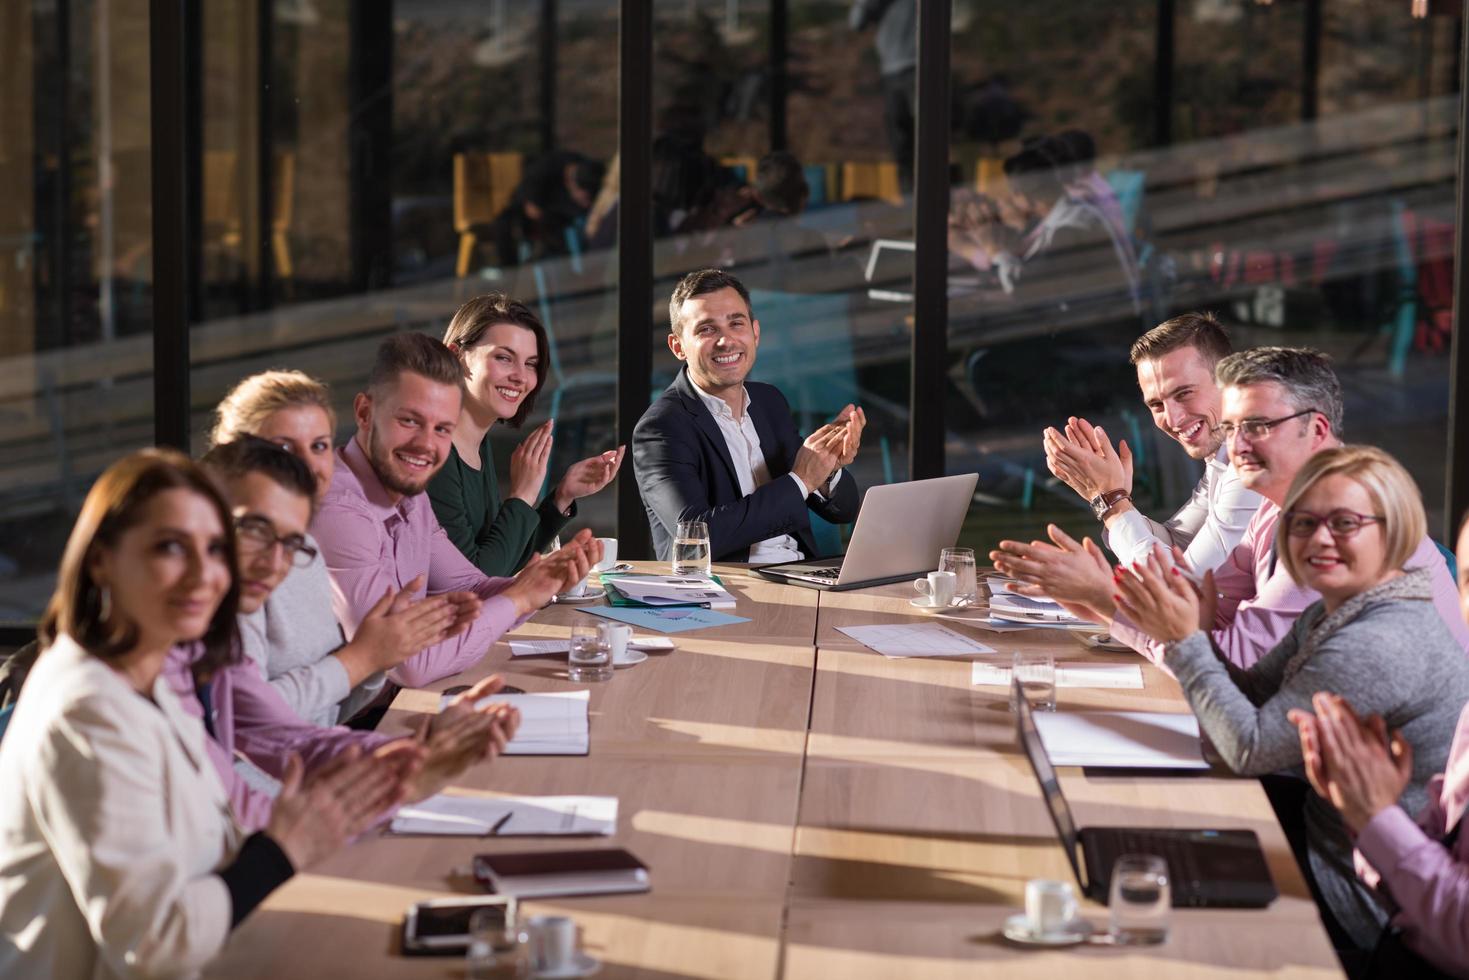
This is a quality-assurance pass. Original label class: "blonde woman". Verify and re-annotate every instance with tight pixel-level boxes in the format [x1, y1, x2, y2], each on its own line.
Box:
[212, 371, 456, 726]
[1115, 446, 1469, 955]
[0, 450, 408, 977]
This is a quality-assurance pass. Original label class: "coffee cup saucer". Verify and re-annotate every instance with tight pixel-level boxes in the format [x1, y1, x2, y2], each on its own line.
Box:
[613, 649, 648, 669]
[909, 596, 950, 612]
[1001, 912, 1092, 947]
[535, 951, 600, 979]
[553, 586, 605, 604]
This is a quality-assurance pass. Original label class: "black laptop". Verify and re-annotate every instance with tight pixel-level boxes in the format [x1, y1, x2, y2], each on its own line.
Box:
[1013, 680, 1278, 908]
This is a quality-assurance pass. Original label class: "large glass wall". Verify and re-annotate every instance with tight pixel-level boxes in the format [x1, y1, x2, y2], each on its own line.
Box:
[945, 0, 1461, 551]
[0, 1, 154, 624]
[190, 0, 622, 541]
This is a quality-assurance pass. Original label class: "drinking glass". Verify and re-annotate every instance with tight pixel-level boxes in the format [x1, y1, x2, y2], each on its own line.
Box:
[939, 547, 978, 606]
[1108, 854, 1170, 945]
[1011, 651, 1056, 712]
[567, 622, 612, 682]
[672, 519, 712, 576]
[466, 908, 532, 979]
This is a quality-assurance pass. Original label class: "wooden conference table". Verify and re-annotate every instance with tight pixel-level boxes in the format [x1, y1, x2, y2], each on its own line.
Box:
[208, 564, 1342, 979]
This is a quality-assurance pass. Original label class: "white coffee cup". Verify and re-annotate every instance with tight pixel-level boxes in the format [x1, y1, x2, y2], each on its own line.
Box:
[1024, 878, 1078, 936]
[594, 537, 619, 572]
[913, 570, 957, 607]
[599, 622, 633, 663]
[527, 914, 577, 973]
[565, 574, 589, 597]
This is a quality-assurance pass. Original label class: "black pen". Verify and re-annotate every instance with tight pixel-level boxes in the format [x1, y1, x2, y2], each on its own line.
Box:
[489, 811, 513, 836]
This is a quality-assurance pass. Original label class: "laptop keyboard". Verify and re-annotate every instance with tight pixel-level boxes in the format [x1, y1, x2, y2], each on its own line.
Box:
[1102, 832, 1207, 892]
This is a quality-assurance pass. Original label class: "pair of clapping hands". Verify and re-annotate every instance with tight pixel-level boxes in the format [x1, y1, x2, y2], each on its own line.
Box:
[264, 674, 522, 871]
[990, 526, 1215, 645]
[1290, 693, 1413, 836]
[346, 531, 607, 678]
[792, 405, 866, 493]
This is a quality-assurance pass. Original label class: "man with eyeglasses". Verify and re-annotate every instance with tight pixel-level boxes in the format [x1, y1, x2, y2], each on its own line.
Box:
[997, 346, 1469, 669]
[161, 436, 523, 832]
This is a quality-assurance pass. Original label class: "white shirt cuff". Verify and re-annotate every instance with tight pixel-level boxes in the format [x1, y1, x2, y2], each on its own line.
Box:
[788, 472, 810, 499]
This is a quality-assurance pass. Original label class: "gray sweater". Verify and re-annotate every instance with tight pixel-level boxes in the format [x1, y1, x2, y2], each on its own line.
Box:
[1164, 568, 1469, 949]
[238, 538, 387, 727]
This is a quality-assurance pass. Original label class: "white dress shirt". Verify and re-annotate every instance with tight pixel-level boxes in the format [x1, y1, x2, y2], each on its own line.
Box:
[689, 379, 841, 564]
[1103, 444, 1261, 573]
[0, 635, 242, 979]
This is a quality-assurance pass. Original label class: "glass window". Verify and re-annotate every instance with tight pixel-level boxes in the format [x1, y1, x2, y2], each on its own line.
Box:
[0, 0, 155, 625]
[946, 1, 1460, 553]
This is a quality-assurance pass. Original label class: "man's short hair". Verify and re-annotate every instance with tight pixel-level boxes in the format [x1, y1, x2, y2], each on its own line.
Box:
[1129, 312, 1232, 368]
[668, 268, 753, 335]
[1214, 346, 1345, 436]
[755, 151, 809, 215]
[201, 436, 317, 506]
[367, 332, 463, 398]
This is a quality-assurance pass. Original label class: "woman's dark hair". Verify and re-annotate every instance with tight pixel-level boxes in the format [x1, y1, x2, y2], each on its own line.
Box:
[442, 293, 551, 428]
[40, 448, 241, 673]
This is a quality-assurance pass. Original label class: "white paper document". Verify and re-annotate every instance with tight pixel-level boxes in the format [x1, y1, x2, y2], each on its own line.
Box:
[988, 592, 1081, 624]
[836, 624, 995, 658]
[459, 690, 591, 755]
[390, 794, 617, 836]
[970, 661, 1144, 689]
[1032, 710, 1208, 769]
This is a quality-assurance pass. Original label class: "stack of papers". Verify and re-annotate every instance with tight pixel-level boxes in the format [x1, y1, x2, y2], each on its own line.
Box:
[390, 794, 617, 836]
[466, 690, 590, 755]
[508, 637, 675, 657]
[1032, 710, 1209, 769]
[602, 574, 737, 609]
[988, 591, 1080, 624]
[835, 623, 995, 658]
[970, 661, 1144, 689]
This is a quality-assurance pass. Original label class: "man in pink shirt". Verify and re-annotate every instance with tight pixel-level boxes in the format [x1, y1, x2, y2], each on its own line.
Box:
[312, 332, 600, 688]
[169, 436, 522, 830]
[1292, 518, 1469, 978]
[993, 347, 1469, 667]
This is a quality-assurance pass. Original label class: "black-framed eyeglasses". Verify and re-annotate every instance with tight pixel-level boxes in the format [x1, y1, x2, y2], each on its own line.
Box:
[1219, 407, 1320, 442]
[1282, 509, 1386, 539]
[234, 514, 317, 568]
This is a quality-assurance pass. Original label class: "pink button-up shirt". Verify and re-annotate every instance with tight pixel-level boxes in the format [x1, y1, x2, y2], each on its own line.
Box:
[1112, 500, 1469, 669]
[1357, 702, 1469, 977]
[163, 643, 388, 832]
[312, 438, 525, 689]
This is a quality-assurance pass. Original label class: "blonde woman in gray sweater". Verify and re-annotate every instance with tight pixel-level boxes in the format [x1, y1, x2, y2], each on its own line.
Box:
[1114, 445, 1469, 956]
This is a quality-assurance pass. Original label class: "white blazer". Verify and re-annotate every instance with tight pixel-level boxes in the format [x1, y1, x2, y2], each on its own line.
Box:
[0, 634, 243, 979]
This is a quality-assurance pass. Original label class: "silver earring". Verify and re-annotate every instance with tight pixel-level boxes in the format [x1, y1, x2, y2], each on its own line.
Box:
[98, 586, 112, 623]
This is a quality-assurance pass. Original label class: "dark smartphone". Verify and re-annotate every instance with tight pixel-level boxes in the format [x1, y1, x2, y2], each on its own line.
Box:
[400, 896, 514, 956]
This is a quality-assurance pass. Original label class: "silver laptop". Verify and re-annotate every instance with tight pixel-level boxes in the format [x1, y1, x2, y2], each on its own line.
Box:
[755, 473, 978, 591]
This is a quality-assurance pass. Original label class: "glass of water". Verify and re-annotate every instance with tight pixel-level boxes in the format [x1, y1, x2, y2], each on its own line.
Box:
[1108, 854, 1170, 945]
[1012, 651, 1056, 711]
[672, 519, 712, 576]
[567, 623, 612, 682]
[466, 908, 532, 979]
[939, 547, 978, 606]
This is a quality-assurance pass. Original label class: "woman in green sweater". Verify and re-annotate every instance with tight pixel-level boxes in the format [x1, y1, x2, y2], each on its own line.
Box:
[430, 293, 624, 576]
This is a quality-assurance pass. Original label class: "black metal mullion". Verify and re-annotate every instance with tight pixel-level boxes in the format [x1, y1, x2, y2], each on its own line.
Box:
[910, 0, 950, 481]
[149, 0, 195, 450]
[1301, 0, 1321, 122]
[348, 2, 393, 293]
[769, 0, 787, 152]
[1154, 0, 1174, 147]
[616, 0, 654, 559]
[1446, 12, 1469, 542]
[256, 0, 275, 309]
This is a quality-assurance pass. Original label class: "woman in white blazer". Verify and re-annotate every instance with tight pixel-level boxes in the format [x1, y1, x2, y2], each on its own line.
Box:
[0, 449, 416, 979]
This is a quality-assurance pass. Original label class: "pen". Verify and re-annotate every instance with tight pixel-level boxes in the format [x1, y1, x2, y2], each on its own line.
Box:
[490, 811, 513, 836]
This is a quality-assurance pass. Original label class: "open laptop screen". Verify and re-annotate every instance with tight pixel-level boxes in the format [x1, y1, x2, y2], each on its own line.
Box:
[1013, 680, 1087, 890]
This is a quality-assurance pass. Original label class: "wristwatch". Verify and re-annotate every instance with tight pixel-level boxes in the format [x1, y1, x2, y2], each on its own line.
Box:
[1089, 488, 1131, 521]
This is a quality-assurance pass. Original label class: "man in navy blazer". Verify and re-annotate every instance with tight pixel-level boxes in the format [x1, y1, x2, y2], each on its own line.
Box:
[633, 269, 865, 562]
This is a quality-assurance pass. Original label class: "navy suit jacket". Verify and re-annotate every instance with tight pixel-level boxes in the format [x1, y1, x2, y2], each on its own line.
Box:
[632, 369, 862, 562]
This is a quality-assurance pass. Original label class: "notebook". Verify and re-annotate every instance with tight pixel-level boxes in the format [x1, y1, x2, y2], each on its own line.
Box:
[473, 848, 650, 898]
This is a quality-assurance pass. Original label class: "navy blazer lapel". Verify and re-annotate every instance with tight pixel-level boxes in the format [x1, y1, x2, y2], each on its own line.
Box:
[746, 386, 787, 478]
[674, 369, 740, 489]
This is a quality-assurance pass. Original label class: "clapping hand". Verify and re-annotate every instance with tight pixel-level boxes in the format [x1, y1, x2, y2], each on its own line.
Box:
[266, 745, 421, 870]
[1288, 693, 1412, 834]
[395, 674, 523, 802]
[554, 445, 626, 512]
[792, 423, 844, 493]
[502, 529, 602, 617]
[1043, 416, 1133, 504]
[989, 524, 1115, 622]
[508, 420, 555, 505]
[834, 404, 866, 468]
[1111, 544, 1204, 644]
